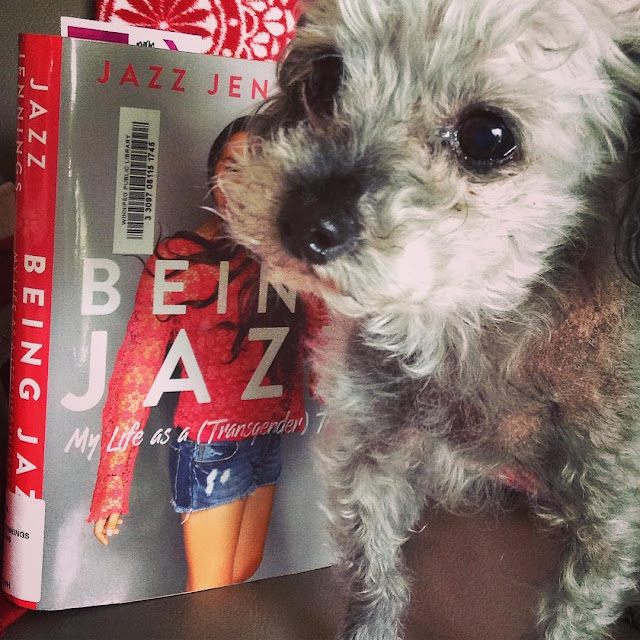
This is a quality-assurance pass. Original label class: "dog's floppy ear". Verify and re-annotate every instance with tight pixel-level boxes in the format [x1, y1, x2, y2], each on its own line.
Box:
[614, 52, 640, 284]
[614, 102, 640, 285]
[612, 6, 640, 284]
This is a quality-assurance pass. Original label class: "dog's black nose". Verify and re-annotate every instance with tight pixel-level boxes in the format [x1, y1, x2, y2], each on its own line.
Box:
[278, 175, 362, 265]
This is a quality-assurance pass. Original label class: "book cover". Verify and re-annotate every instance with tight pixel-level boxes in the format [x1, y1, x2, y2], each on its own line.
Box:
[4, 33, 333, 611]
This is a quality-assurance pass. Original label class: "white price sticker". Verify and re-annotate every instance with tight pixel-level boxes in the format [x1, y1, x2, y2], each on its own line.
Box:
[2, 490, 46, 604]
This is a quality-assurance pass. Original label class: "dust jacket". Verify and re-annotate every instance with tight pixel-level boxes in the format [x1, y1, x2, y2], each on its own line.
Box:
[4, 34, 332, 610]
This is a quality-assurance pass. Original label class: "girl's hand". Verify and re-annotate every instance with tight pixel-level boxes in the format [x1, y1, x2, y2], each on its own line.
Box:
[93, 514, 124, 546]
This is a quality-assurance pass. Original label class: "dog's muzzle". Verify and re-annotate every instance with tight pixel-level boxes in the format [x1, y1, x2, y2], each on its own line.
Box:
[277, 174, 362, 265]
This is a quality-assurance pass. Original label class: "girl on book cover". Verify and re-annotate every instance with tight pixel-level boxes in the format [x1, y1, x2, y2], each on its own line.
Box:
[87, 117, 319, 591]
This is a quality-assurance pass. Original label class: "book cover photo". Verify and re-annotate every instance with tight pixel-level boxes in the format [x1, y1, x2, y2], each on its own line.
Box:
[4, 34, 333, 611]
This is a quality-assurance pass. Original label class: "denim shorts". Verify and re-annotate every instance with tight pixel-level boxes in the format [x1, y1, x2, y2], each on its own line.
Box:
[168, 432, 282, 513]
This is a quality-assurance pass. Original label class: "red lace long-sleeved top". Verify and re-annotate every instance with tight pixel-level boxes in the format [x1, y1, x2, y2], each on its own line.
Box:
[88, 235, 316, 522]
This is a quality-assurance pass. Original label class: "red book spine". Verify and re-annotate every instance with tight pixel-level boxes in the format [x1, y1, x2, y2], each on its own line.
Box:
[4, 34, 63, 609]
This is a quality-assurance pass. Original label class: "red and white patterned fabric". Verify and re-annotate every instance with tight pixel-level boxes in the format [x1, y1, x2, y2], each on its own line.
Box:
[97, 0, 300, 60]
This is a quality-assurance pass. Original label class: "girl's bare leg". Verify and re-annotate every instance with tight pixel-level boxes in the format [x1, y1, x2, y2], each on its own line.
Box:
[232, 484, 277, 583]
[182, 497, 247, 591]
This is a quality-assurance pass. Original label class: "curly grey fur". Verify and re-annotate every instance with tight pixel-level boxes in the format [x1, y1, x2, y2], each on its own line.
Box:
[221, 1, 640, 638]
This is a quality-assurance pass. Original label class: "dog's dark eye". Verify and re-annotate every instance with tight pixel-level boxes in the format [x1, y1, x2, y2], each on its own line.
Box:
[302, 52, 343, 118]
[455, 110, 518, 170]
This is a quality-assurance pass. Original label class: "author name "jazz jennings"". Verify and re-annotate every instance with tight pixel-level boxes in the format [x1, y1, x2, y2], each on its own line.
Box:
[97, 59, 270, 100]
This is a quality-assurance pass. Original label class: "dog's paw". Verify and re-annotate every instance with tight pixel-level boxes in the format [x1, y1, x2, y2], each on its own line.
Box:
[335, 627, 403, 640]
[336, 634, 402, 640]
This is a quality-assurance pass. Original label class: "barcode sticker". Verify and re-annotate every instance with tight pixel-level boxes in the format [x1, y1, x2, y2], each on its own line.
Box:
[113, 106, 160, 255]
[2, 490, 46, 604]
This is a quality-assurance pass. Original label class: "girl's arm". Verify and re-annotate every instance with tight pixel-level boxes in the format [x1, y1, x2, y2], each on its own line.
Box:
[87, 253, 176, 524]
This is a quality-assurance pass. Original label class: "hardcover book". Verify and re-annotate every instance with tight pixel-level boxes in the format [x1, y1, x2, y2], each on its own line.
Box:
[4, 33, 333, 610]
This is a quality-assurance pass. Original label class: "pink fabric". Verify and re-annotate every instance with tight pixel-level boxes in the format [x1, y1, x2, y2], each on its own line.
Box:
[97, 0, 300, 61]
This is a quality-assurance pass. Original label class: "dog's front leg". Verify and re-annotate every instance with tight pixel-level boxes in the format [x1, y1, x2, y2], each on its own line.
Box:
[535, 473, 640, 640]
[323, 437, 423, 640]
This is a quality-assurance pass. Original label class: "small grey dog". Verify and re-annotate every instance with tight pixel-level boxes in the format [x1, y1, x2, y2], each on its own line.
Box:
[219, 1, 640, 638]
